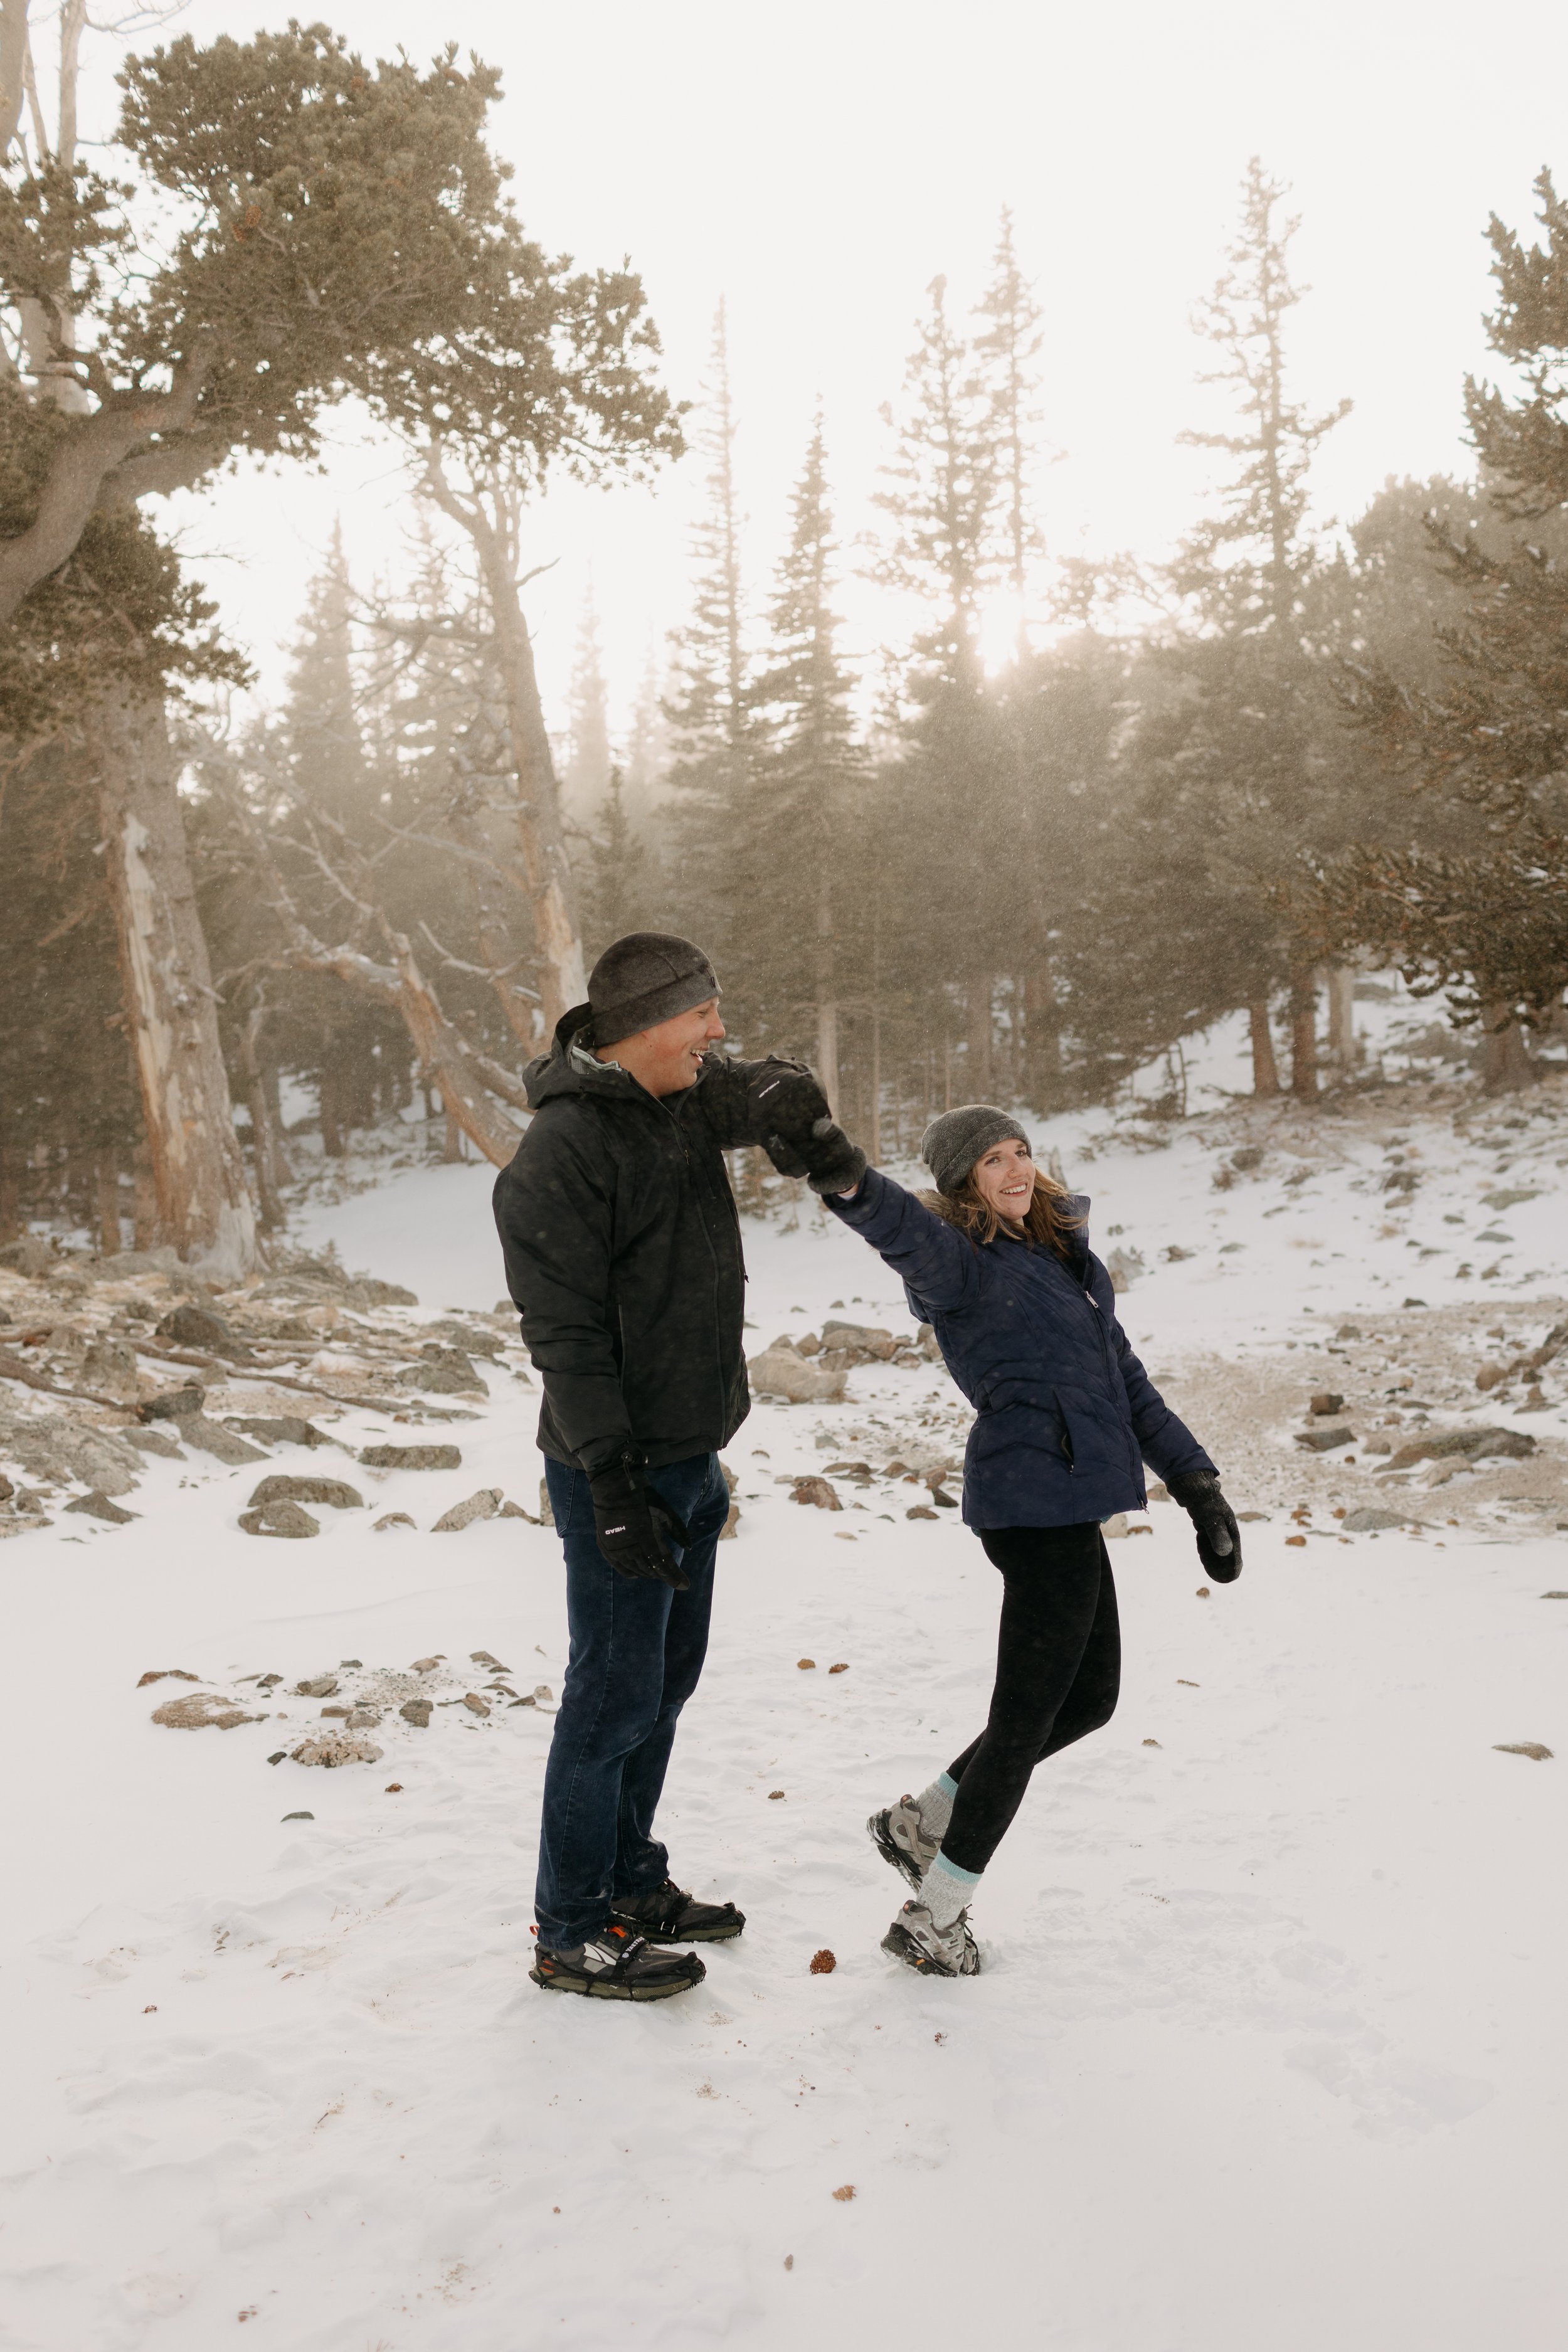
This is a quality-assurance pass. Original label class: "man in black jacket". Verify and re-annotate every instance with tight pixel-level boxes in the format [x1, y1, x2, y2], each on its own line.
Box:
[494, 931, 861, 2001]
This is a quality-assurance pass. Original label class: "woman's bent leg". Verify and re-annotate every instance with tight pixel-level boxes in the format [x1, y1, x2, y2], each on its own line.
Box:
[937, 1522, 1107, 1878]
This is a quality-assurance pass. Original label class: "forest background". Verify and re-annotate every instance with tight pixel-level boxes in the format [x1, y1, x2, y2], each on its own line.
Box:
[4, 0, 1568, 1278]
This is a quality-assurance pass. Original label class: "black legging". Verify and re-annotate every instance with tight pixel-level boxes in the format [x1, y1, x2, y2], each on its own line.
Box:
[940, 1521, 1120, 1877]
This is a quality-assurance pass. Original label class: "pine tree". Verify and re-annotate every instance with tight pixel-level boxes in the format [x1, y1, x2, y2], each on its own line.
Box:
[973, 208, 1047, 650]
[1134, 159, 1356, 1099]
[747, 414, 863, 1100]
[1322, 173, 1568, 1078]
[661, 300, 754, 978]
[564, 578, 612, 818]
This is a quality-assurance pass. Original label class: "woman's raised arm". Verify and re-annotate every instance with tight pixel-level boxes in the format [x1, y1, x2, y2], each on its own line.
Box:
[823, 1167, 980, 1316]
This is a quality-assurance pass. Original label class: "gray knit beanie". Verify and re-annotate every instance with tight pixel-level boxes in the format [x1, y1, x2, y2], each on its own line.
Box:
[920, 1104, 1030, 1195]
[588, 932, 721, 1046]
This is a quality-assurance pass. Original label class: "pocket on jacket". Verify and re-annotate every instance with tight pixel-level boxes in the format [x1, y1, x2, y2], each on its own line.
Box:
[1053, 1383, 1124, 1478]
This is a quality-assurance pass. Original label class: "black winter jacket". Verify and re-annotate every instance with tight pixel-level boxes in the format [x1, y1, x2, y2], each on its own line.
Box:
[493, 1007, 788, 1475]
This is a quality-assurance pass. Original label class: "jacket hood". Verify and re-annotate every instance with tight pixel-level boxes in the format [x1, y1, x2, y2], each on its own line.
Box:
[522, 1004, 632, 1109]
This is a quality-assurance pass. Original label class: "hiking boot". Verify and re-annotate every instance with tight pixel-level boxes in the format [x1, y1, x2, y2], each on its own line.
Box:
[867, 1796, 940, 1890]
[881, 1899, 980, 1978]
[530, 1925, 706, 2000]
[608, 1878, 745, 1943]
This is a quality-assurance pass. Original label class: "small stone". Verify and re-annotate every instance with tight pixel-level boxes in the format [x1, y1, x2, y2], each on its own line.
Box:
[831, 2185, 856, 2202]
[1294, 1426, 1356, 1453]
[153, 1693, 262, 1730]
[346, 1707, 381, 1729]
[411, 1656, 442, 1673]
[156, 1303, 253, 1359]
[432, 1487, 502, 1532]
[226, 1416, 333, 1448]
[462, 1692, 490, 1716]
[400, 1698, 433, 1727]
[797, 1658, 817, 1671]
[1493, 1741, 1552, 1761]
[906, 1504, 938, 1521]
[384, 1783, 403, 1793]
[768, 1789, 786, 1799]
[125, 1425, 183, 1459]
[374, 1512, 415, 1532]
[1142, 1737, 1161, 1747]
[1285, 1534, 1307, 1547]
[137, 1668, 199, 1687]
[790, 1476, 842, 1512]
[290, 1734, 383, 1768]
[267, 1752, 287, 1764]
[470, 1650, 510, 1669]
[281, 1810, 315, 1821]
[1334, 1324, 1362, 1340]
[246, 1474, 364, 1512]
[239, 1500, 320, 1539]
[320, 1703, 352, 1719]
[358, 1444, 462, 1471]
[828, 1662, 849, 1675]
[1309, 1392, 1344, 1416]
[809, 1949, 837, 1974]
[1342, 1508, 1414, 1533]
[184, 1417, 268, 1465]
[1195, 1586, 1211, 1597]
[295, 1676, 339, 1697]
[139, 1383, 205, 1423]
[532, 1685, 554, 1704]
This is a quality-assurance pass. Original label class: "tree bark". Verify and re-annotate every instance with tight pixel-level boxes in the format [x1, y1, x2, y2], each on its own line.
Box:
[0, 1142, 19, 1244]
[421, 458, 586, 1032]
[967, 975, 993, 1098]
[95, 690, 258, 1278]
[1248, 1002, 1280, 1095]
[815, 872, 839, 1116]
[1325, 965, 1355, 1067]
[92, 1146, 120, 1254]
[1288, 974, 1318, 1099]
[1480, 1004, 1536, 1094]
[239, 1004, 289, 1232]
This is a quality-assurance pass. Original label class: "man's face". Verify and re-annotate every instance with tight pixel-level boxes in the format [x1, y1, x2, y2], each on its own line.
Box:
[612, 997, 725, 1096]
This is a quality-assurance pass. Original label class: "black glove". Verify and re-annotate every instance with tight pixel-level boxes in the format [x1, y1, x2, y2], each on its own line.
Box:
[587, 1451, 692, 1588]
[797, 1116, 868, 1197]
[1166, 1470, 1242, 1582]
[748, 1059, 830, 1152]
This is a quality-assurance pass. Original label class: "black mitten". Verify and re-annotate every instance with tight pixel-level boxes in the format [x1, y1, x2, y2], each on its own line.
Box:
[587, 1451, 692, 1589]
[1166, 1470, 1242, 1582]
[748, 1061, 830, 1155]
[797, 1117, 868, 1197]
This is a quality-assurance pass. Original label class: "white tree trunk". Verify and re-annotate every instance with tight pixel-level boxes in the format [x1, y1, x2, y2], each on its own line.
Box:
[97, 692, 258, 1278]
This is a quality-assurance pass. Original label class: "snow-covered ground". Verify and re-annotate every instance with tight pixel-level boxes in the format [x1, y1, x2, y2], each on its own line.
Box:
[4, 1047, 1567, 2349]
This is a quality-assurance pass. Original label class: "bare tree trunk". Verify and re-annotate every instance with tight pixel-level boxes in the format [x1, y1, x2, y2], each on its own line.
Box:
[0, 1142, 19, 1244]
[96, 691, 258, 1278]
[1288, 973, 1318, 1099]
[967, 975, 993, 1098]
[1325, 966, 1355, 1069]
[318, 1062, 346, 1159]
[815, 872, 839, 1115]
[1480, 1004, 1536, 1094]
[1248, 1002, 1280, 1096]
[868, 1002, 883, 1165]
[92, 1147, 120, 1254]
[422, 457, 586, 1032]
[239, 1004, 289, 1232]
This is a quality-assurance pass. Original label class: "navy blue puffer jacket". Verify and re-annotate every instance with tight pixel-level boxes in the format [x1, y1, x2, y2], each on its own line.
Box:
[825, 1168, 1214, 1529]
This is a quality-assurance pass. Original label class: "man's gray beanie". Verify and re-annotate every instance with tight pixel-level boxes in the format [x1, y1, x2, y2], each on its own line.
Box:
[588, 932, 721, 1046]
[920, 1104, 1030, 1195]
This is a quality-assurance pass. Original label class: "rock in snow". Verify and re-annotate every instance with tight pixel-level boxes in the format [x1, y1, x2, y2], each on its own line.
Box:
[246, 1473, 364, 1512]
[432, 1487, 503, 1532]
[238, 1500, 320, 1539]
[289, 1734, 384, 1768]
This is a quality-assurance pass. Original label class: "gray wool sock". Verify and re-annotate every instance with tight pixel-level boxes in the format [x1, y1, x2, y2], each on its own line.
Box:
[912, 1771, 959, 1843]
[921, 1850, 980, 1930]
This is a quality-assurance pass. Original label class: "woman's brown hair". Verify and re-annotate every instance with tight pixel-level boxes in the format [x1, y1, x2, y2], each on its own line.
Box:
[919, 1163, 1083, 1255]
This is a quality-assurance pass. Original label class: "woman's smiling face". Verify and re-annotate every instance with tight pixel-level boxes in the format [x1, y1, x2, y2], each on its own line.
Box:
[970, 1136, 1034, 1225]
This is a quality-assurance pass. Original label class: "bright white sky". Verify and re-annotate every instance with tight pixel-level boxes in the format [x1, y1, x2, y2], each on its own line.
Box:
[63, 0, 1568, 743]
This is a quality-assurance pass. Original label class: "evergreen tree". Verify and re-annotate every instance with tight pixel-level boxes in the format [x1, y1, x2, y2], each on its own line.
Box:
[564, 578, 612, 818]
[661, 300, 754, 978]
[1321, 173, 1568, 1078]
[973, 208, 1047, 650]
[746, 415, 864, 1099]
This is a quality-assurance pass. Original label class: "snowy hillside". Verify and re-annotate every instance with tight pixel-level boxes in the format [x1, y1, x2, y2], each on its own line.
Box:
[2, 1048, 1565, 2349]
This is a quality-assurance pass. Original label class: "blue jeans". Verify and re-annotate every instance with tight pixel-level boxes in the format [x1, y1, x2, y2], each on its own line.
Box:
[535, 1451, 731, 1949]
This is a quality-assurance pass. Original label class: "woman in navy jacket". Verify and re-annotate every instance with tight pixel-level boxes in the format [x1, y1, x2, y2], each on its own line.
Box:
[810, 1102, 1241, 1979]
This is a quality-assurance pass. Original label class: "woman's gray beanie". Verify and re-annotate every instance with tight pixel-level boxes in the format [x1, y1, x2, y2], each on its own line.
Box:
[920, 1104, 1030, 1195]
